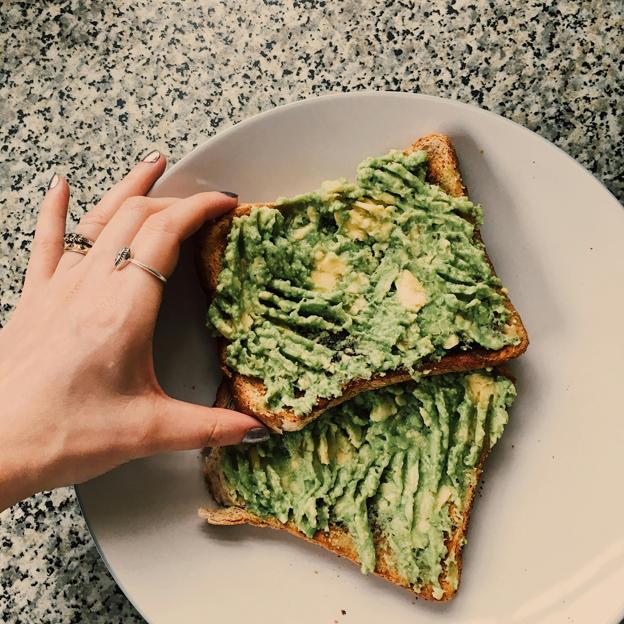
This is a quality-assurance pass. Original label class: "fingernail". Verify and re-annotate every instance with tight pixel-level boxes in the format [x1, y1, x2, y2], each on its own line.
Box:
[47, 173, 59, 190]
[219, 191, 238, 198]
[241, 427, 270, 444]
[141, 149, 161, 164]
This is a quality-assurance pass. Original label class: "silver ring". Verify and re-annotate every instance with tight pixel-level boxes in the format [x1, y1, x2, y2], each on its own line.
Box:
[64, 232, 94, 256]
[113, 247, 167, 284]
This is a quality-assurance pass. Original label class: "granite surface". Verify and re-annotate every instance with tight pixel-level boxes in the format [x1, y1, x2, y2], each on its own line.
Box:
[0, 0, 622, 622]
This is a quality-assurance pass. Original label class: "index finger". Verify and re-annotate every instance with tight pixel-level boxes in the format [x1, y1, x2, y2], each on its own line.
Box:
[117, 191, 238, 285]
[58, 150, 167, 271]
[76, 150, 167, 240]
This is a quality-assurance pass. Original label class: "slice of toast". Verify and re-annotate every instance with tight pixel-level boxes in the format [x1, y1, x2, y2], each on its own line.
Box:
[200, 452, 479, 602]
[197, 134, 528, 432]
[200, 374, 513, 601]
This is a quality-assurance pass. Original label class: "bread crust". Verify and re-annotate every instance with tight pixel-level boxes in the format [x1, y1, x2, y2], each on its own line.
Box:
[196, 134, 529, 431]
[200, 381, 492, 602]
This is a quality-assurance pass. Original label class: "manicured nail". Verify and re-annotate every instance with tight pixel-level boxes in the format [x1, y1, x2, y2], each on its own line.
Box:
[142, 149, 161, 164]
[241, 427, 270, 444]
[47, 173, 59, 190]
[219, 191, 238, 198]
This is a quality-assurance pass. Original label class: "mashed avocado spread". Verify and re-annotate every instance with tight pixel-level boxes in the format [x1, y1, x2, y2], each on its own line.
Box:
[208, 149, 519, 415]
[220, 372, 516, 598]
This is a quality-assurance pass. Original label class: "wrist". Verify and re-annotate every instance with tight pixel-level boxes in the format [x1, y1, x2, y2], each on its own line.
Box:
[0, 467, 34, 512]
[0, 426, 44, 512]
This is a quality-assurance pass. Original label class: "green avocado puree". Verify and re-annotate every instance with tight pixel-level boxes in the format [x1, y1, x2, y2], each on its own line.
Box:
[220, 371, 516, 598]
[208, 149, 519, 415]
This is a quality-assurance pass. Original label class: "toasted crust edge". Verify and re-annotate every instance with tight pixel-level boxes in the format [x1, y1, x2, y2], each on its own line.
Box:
[201, 453, 481, 602]
[196, 133, 529, 432]
[200, 381, 492, 602]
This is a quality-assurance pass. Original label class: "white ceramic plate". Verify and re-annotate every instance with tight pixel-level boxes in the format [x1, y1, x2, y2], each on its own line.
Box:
[76, 93, 624, 624]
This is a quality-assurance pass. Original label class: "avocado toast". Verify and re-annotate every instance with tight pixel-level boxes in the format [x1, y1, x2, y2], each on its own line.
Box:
[197, 134, 528, 432]
[201, 370, 517, 601]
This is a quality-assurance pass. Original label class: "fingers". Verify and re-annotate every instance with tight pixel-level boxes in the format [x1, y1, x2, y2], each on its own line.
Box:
[24, 174, 69, 289]
[85, 196, 178, 267]
[78, 150, 167, 241]
[58, 150, 166, 270]
[140, 396, 269, 454]
[121, 192, 238, 285]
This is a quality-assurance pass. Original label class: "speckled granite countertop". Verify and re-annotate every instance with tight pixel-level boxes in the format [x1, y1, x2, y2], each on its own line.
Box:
[0, 1, 622, 622]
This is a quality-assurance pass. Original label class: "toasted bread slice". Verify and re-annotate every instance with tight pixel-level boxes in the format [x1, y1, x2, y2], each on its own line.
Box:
[200, 377, 502, 602]
[201, 449, 483, 602]
[197, 134, 528, 432]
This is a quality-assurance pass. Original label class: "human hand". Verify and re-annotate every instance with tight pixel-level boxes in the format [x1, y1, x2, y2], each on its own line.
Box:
[0, 151, 267, 511]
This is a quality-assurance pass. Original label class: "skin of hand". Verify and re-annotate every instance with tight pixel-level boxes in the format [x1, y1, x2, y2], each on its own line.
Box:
[0, 151, 268, 512]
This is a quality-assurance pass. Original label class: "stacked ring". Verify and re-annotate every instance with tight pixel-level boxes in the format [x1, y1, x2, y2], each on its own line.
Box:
[63, 233, 95, 256]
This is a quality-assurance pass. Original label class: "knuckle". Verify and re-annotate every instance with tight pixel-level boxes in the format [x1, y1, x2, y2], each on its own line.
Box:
[72, 289, 128, 335]
[78, 209, 108, 229]
[143, 211, 177, 237]
[116, 400, 160, 456]
[120, 196, 149, 215]
[201, 415, 223, 448]
[109, 395, 162, 458]
[130, 415, 158, 454]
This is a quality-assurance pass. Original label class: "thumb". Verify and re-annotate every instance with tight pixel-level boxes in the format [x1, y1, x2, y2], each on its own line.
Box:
[148, 396, 270, 452]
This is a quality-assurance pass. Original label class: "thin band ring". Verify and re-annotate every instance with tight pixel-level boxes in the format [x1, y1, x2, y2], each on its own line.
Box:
[113, 247, 167, 284]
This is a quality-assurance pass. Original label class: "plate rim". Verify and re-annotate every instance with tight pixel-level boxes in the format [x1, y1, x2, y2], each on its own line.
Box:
[150, 91, 622, 207]
[76, 91, 624, 623]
